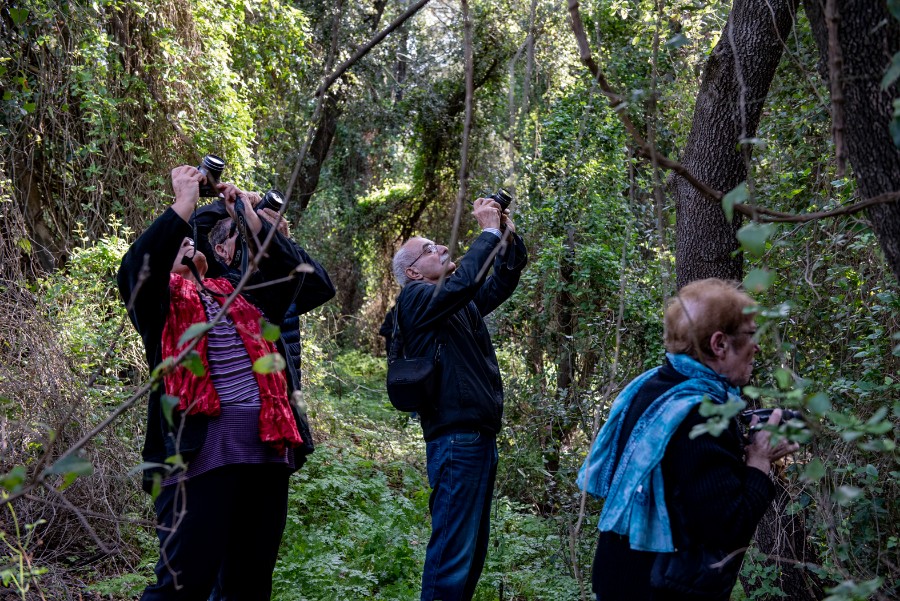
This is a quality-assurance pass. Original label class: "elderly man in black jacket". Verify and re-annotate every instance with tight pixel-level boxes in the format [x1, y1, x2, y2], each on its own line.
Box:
[386, 197, 527, 601]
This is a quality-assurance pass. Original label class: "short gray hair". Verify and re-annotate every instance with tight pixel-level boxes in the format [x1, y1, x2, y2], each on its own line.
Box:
[392, 240, 421, 287]
[209, 217, 233, 249]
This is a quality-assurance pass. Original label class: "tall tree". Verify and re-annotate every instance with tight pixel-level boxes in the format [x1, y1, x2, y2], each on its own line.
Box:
[670, 0, 800, 288]
[803, 0, 900, 283]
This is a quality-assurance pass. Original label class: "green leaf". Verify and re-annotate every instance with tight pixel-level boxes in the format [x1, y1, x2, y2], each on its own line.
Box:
[722, 182, 748, 223]
[150, 473, 162, 502]
[151, 357, 175, 380]
[743, 268, 775, 293]
[253, 352, 286, 374]
[165, 453, 184, 468]
[801, 458, 826, 483]
[807, 392, 831, 415]
[881, 51, 900, 90]
[160, 394, 179, 427]
[774, 368, 793, 390]
[891, 119, 900, 150]
[181, 351, 205, 376]
[832, 485, 863, 506]
[126, 462, 169, 477]
[665, 33, 690, 49]
[736, 222, 776, 257]
[9, 8, 28, 26]
[178, 322, 211, 347]
[890, 0, 900, 20]
[0, 465, 27, 493]
[261, 319, 281, 343]
[47, 454, 94, 490]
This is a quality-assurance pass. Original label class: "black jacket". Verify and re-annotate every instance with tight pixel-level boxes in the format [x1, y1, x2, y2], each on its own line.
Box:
[387, 231, 527, 441]
[594, 361, 775, 601]
[117, 208, 334, 492]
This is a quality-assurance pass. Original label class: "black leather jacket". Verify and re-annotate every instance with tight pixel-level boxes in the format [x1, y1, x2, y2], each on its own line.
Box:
[386, 231, 527, 441]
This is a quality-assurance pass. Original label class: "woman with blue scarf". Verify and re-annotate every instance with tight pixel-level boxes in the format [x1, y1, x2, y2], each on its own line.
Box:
[578, 279, 798, 600]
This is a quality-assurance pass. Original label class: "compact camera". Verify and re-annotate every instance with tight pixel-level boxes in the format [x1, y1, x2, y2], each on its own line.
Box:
[739, 408, 805, 425]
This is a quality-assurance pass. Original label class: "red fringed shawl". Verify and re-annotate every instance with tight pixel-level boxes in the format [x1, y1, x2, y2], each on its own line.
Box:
[162, 274, 301, 452]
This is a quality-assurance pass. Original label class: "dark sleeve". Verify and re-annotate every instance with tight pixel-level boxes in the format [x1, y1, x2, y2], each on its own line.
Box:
[236, 223, 335, 324]
[472, 232, 527, 317]
[663, 410, 776, 551]
[117, 208, 191, 333]
[399, 231, 502, 332]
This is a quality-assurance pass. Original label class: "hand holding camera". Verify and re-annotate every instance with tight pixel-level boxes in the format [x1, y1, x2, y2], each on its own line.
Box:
[473, 197, 503, 230]
[744, 408, 801, 473]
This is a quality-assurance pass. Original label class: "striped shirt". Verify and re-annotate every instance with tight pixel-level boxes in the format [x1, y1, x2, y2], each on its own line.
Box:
[163, 291, 294, 486]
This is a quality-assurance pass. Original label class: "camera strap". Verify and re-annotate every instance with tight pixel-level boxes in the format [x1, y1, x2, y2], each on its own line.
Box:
[183, 207, 227, 298]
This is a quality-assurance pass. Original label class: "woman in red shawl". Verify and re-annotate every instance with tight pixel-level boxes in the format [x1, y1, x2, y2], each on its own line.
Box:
[118, 165, 334, 600]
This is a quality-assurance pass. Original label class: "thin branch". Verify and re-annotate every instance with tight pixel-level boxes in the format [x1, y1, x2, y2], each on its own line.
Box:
[436, 0, 475, 294]
[315, 0, 432, 98]
[566, 0, 724, 203]
[824, 0, 847, 177]
[739, 191, 900, 223]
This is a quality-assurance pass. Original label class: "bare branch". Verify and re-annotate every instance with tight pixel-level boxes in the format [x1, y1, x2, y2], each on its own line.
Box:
[566, 0, 724, 203]
[315, 0, 433, 98]
[738, 191, 900, 223]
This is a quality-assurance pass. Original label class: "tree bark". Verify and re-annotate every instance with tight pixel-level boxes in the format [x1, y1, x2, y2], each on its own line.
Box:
[671, 0, 799, 288]
[804, 0, 900, 284]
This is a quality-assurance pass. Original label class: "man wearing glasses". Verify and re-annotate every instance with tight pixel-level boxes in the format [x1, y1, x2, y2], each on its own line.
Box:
[385, 197, 527, 601]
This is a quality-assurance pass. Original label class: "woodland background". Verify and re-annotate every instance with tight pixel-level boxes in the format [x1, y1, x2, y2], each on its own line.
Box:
[1, 0, 899, 599]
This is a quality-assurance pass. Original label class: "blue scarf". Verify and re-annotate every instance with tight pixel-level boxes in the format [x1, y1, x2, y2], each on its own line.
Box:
[576, 353, 741, 552]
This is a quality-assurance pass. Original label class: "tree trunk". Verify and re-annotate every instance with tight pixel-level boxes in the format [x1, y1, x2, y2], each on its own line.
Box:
[298, 92, 342, 211]
[804, 0, 900, 283]
[671, 0, 799, 288]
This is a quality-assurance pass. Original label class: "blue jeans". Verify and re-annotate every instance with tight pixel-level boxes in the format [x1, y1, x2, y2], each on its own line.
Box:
[421, 430, 499, 601]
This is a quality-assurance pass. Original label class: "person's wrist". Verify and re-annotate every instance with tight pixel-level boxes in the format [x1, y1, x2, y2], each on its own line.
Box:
[746, 456, 771, 474]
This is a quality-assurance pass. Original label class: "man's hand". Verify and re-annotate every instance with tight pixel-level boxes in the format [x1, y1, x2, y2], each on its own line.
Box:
[258, 208, 290, 237]
[473, 197, 502, 230]
[171, 165, 204, 222]
[745, 409, 800, 474]
[500, 211, 516, 234]
[219, 183, 263, 236]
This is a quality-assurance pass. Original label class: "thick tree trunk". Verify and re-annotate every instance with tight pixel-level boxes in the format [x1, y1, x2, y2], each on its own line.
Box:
[671, 0, 799, 288]
[804, 0, 900, 283]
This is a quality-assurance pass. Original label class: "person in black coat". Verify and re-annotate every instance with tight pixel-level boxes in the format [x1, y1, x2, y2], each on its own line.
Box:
[117, 165, 333, 600]
[580, 279, 800, 601]
[384, 197, 527, 601]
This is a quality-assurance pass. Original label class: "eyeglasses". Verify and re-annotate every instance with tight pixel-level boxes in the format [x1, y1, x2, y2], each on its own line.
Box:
[408, 243, 439, 269]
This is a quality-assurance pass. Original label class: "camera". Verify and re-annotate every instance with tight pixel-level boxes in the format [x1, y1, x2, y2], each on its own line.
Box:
[487, 188, 513, 210]
[256, 189, 285, 213]
[197, 154, 225, 197]
[739, 408, 805, 425]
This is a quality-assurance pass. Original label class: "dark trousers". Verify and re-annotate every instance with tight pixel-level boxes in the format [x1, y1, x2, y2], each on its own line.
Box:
[421, 431, 498, 601]
[141, 464, 291, 601]
[593, 531, 657, 600]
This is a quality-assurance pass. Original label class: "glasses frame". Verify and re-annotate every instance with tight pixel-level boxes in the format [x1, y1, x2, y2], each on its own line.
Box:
[407, 243, 438, 270]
